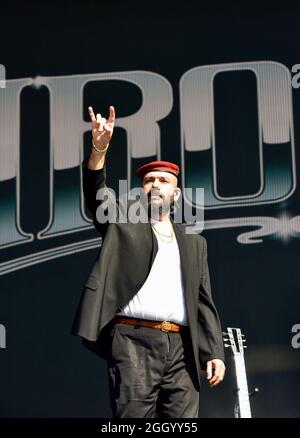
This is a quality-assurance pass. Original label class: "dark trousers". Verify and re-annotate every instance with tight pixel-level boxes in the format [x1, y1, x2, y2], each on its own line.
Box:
[105, 322, 200, 418]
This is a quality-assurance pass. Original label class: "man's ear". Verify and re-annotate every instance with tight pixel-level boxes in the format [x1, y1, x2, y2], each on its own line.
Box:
[174, 187, 181, 201]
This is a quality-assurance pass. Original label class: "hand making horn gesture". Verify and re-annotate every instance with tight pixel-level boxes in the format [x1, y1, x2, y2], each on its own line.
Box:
[88, 105, 116, 154]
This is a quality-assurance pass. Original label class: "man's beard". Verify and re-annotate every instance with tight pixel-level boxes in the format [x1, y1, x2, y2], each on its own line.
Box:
[147, 191, 174, 217]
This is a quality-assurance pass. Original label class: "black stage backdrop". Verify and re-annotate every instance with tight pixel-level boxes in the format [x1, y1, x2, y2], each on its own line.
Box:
[0, 1, 299, 418]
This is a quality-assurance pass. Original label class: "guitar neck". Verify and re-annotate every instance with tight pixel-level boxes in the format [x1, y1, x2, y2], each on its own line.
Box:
[233, 355, 252, 418]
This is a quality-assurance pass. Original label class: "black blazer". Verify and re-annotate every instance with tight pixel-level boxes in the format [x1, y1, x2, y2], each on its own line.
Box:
[71, 159, 225, 388]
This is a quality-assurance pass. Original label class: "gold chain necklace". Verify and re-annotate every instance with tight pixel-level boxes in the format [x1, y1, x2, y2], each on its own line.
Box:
[151, 224, 174, 243]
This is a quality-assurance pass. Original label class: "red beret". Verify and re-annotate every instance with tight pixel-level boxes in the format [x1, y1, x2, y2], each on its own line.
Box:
[135, 160, 180, 178]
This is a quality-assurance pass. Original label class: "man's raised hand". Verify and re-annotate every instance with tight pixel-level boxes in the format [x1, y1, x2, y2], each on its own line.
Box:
[88, 105, 115, 153]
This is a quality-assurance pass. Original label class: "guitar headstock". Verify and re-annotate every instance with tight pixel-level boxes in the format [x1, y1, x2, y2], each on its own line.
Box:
[223, 327, 247, 356]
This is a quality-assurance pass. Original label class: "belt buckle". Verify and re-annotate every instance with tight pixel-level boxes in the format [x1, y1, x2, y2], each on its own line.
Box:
[161, 320, 172, 332]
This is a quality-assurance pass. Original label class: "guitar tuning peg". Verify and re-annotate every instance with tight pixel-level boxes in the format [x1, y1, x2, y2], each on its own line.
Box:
[224, 343, 231, 348]
[222, 331, 228, 336]
[243, 345, 248, 348]
[223, 337, 229, 342]
[242, 339, 246, 342]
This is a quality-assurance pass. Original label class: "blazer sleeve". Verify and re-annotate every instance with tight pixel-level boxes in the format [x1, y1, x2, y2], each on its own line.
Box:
[82, 157, 113, 236]
[198, 237, 225, 367]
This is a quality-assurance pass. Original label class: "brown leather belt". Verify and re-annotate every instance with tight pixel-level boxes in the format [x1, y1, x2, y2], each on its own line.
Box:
[112, 315, 187, 333]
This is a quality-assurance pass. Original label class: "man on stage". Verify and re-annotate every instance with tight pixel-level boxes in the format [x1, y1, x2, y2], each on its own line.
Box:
[71, 105, 225, 418]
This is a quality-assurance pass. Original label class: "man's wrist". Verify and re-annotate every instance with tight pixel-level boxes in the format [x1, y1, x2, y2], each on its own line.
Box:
[92, 138, 109, 153]
[90, 147, 106, 158]
[87, 148, 107, 170]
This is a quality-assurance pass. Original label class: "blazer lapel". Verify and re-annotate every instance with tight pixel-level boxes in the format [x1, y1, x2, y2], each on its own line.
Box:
[148, 222, 158, 268]
[172, 220, 196, 324]
[172, 220, 190, 292]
